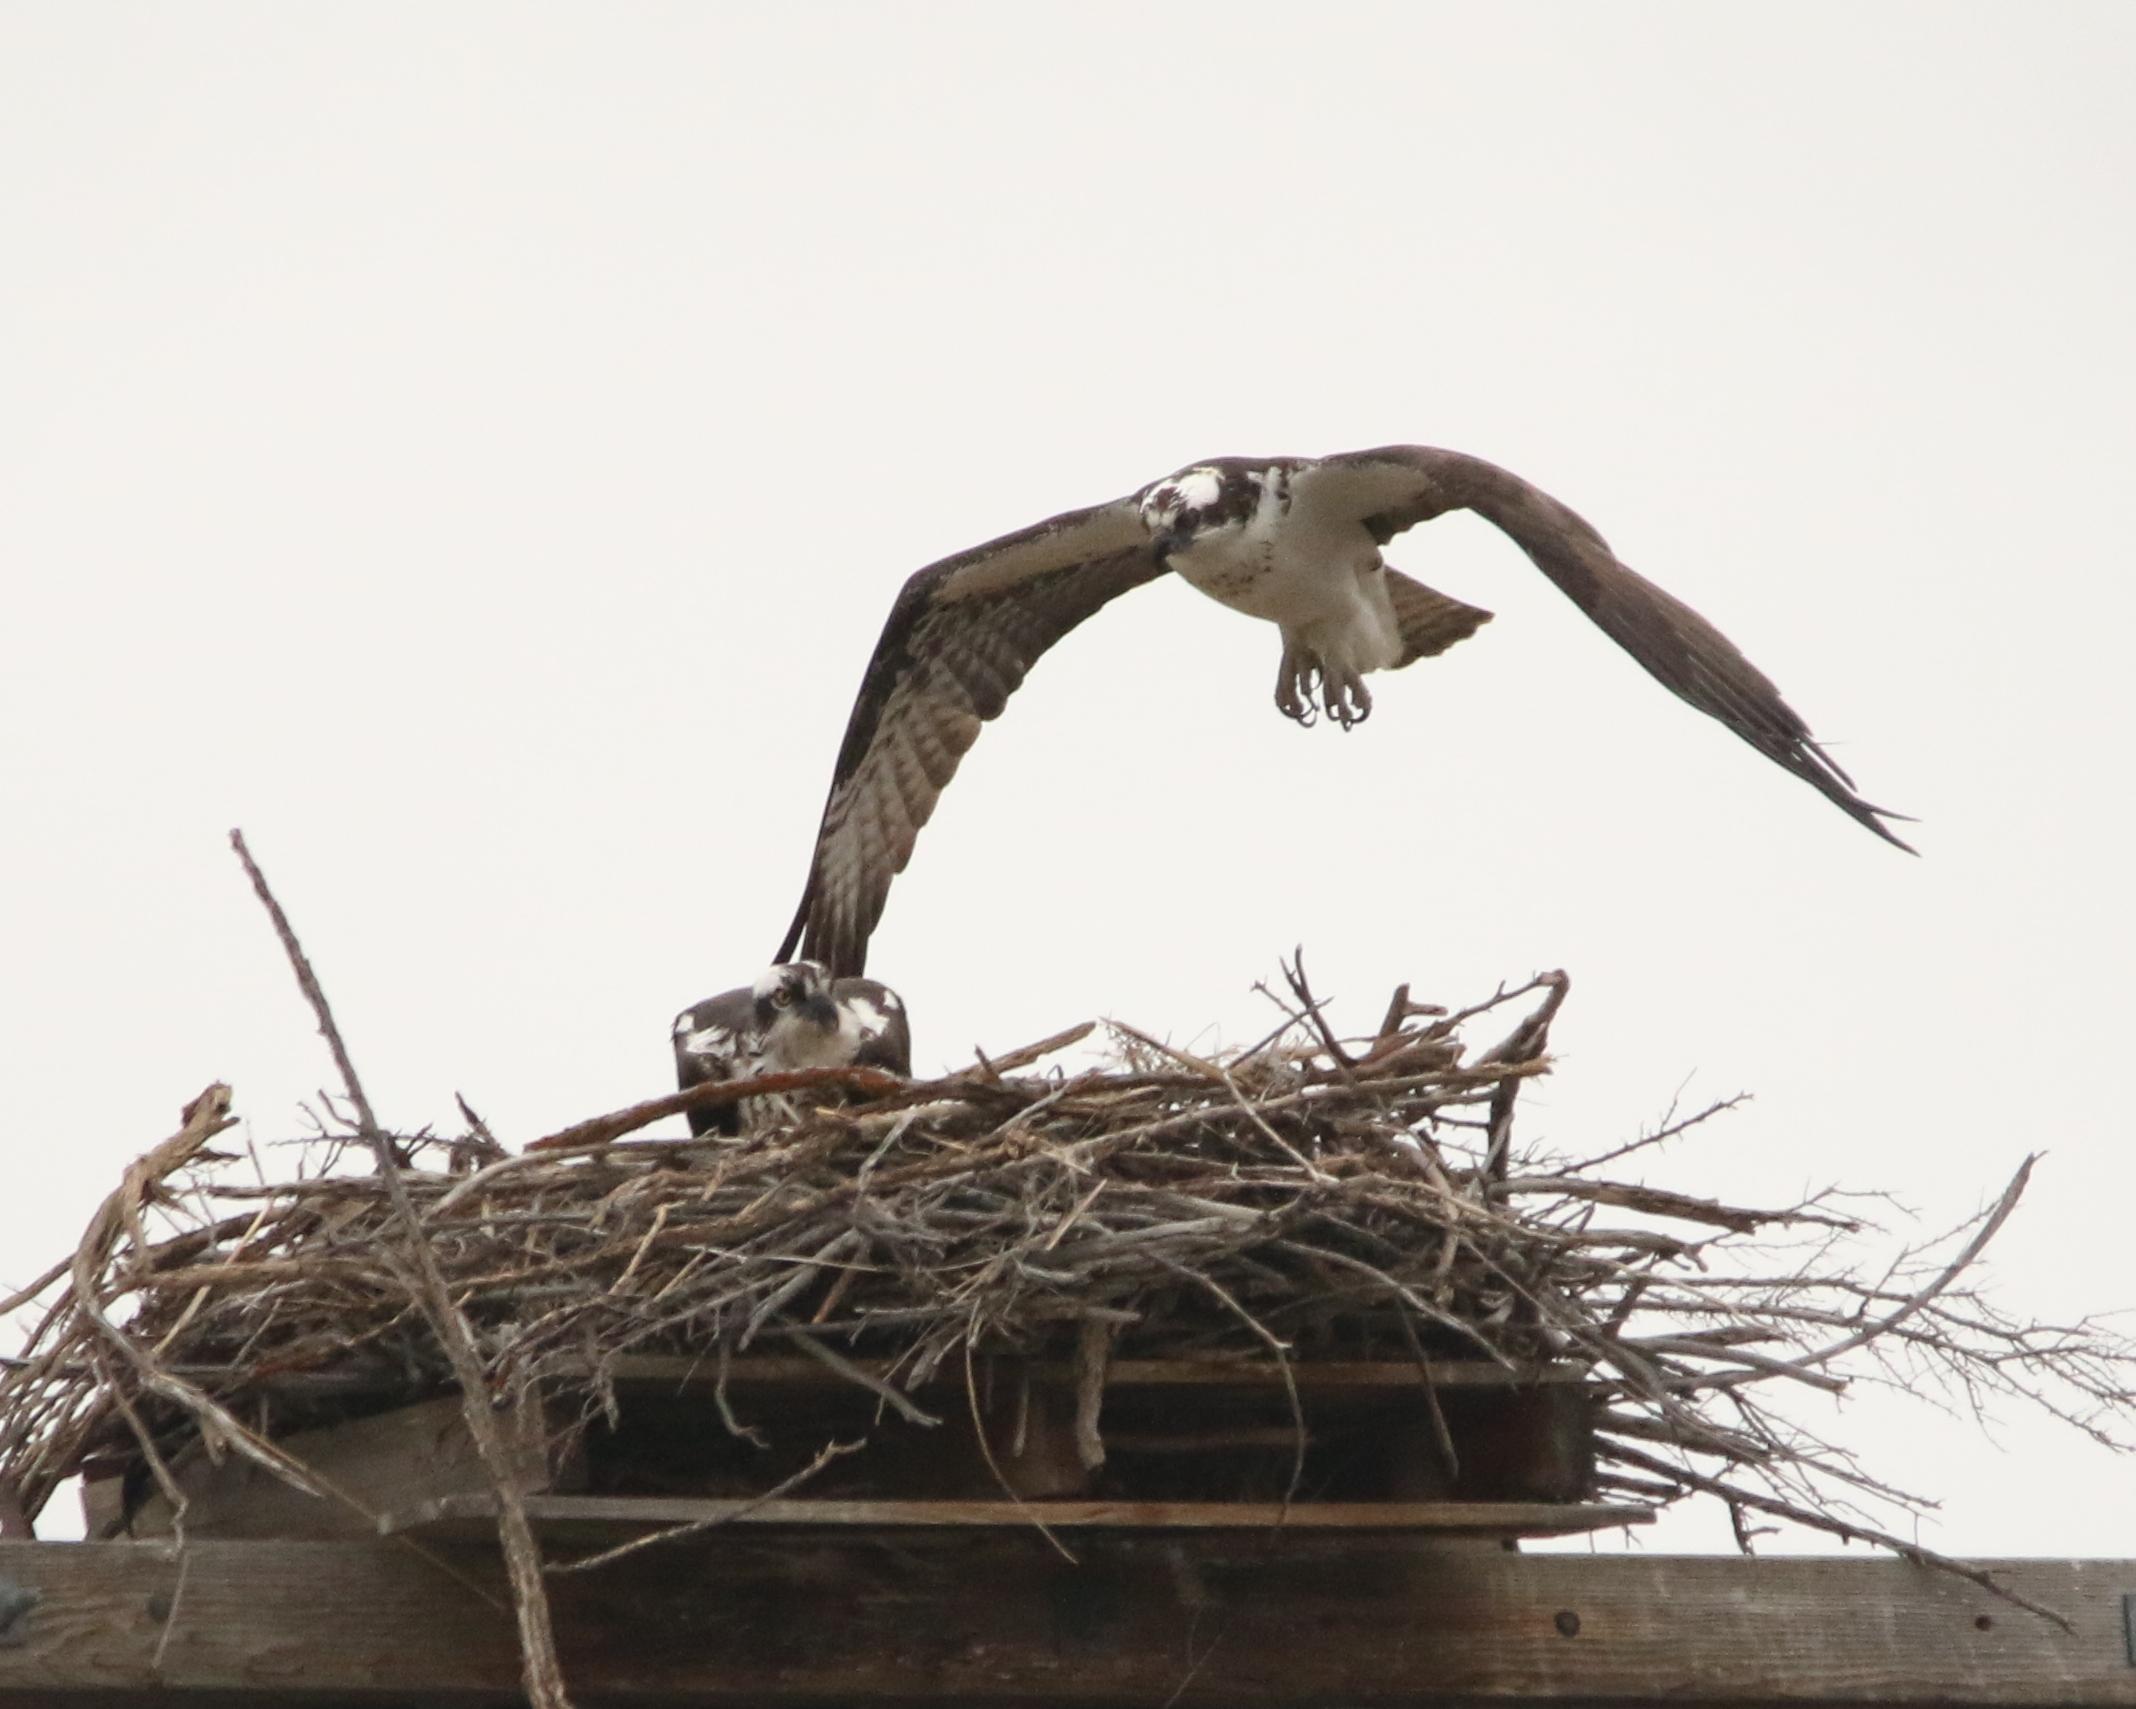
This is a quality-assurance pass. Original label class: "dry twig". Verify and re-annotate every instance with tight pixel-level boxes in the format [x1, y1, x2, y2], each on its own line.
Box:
[228, 830, 574, 1709]
[2, 951, 2127, 1649]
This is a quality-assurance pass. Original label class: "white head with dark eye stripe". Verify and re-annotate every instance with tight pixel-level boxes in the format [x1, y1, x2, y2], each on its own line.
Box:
[751, 960, 839, 1042]
[1137, 464, 1270, 563]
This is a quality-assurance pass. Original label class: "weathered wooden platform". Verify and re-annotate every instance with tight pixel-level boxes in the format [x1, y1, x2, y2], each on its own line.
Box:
[83, 1354, 1620, 1544]
[59, 1351, 2127, 1705]
[0, 1539, 2129, 1705]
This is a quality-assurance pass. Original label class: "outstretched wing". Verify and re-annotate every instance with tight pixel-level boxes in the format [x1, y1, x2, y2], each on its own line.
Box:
[1295, 446, 1913, 849]
[777, 497, 1164, 976]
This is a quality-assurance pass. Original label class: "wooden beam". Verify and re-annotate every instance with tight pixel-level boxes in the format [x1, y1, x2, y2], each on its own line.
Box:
[380, 1491, 1652, 1540]
[601, 1353, 1592, 1392]
[80, 1392, 566, 1541]
[0, 1540, 2130, 1705]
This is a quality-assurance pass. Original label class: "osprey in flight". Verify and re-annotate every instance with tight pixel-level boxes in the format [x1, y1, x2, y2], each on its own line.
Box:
[777, 445, 1911, 976]
[672, 961, 910, 1137]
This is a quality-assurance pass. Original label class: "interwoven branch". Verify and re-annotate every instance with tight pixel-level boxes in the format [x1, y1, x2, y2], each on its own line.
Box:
[3, 949, 2129, 1642]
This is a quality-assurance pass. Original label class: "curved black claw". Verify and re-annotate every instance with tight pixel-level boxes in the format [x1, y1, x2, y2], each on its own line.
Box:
[1275, 646, 1320, 727]
[1325, 667, 1373, 730]
[1275, 648, 1382, 729]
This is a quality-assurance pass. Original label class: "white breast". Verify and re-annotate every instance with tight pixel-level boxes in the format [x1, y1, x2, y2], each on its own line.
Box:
[1169, 498, 1401, 676]
[761, 1020, 850, 1070]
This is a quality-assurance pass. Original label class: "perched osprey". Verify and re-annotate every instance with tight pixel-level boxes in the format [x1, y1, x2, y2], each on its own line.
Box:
[672, 961, 910, 1137]
[778, 445, 1911, 976]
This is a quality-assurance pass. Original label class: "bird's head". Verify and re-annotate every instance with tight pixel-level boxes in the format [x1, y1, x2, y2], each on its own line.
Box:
[1138, 463, 1265, 563]
[752, 960, 840, 1041]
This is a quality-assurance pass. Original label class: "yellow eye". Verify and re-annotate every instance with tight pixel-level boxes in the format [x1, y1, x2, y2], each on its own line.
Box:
[772, 989, 793, 1008]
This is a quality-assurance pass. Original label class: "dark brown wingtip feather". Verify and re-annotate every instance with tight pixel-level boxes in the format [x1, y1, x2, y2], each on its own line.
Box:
[776, 871, 875, 977]
[1797, 756, 1918, 853]
[783, 860, 875, 979]
[1680, 681, 1918, 854]
[1391, 451, 1911, 857]
[1802, 773, 1920, 853]
[773, 887, 811, 967]
[1869, 812, 1920, 855]
[810, 918, 870, 980]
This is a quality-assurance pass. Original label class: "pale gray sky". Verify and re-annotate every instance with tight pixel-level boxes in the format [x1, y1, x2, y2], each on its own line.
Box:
[4, 4, 2132, 1552]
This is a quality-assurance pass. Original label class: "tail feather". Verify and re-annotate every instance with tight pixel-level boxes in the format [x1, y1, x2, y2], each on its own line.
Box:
[1384, 567, 1493, 667]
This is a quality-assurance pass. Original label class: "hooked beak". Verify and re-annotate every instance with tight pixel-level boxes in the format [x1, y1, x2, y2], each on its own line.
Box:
[800, 994, 840, 1032]
[1151, 529, 1190, 564]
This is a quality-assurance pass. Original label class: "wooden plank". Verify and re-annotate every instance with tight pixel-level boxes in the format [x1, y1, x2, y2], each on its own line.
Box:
[76, 1356, 1596, 1549]
[1090, 1357, 1593, 1389]
[593, 1354, 1601, 1504]
[0, 1541, 2131, 1704]
[380, 1491, 1653, 1540]
[601, 1352, 1592, 1392]
[80, 1391, 567, 1541]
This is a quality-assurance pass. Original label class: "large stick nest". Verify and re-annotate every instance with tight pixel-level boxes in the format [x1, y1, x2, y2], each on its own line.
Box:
[2, 965, 2130, 1570]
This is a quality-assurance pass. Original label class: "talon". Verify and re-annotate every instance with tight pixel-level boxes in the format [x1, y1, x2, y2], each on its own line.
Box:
[1324, 669, 1373, 730]
[1275, 643, 1325, 727]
